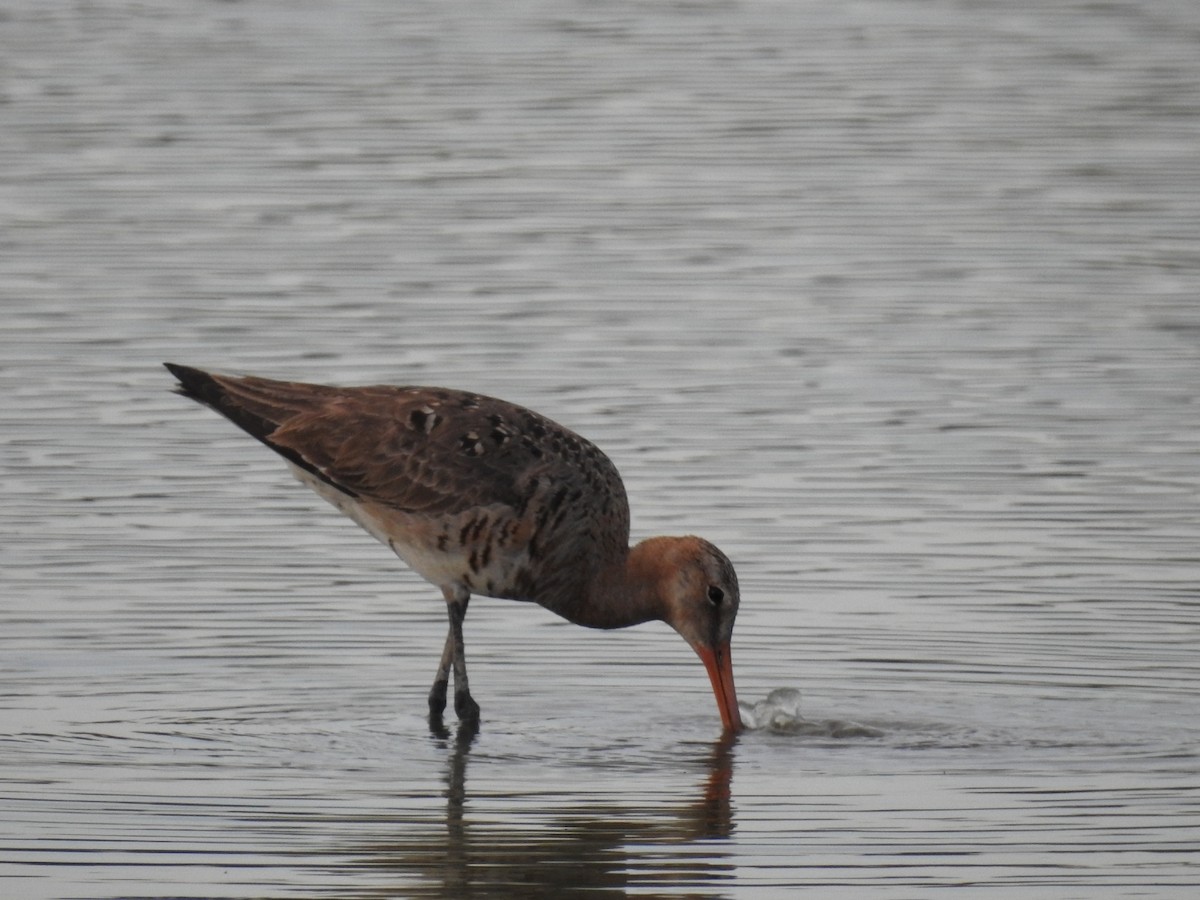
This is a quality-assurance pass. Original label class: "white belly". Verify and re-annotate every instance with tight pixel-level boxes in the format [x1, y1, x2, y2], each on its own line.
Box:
[285, 462, 522, 595]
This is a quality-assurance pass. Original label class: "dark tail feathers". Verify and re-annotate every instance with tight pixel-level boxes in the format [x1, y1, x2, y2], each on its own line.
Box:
[163, 362, 356, 497]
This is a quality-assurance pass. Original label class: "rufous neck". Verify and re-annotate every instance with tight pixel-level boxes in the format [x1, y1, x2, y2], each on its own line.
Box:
[575, 538, 675, 630]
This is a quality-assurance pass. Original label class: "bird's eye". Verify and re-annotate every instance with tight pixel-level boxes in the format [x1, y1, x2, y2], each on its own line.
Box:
[707, 585, 725, 606]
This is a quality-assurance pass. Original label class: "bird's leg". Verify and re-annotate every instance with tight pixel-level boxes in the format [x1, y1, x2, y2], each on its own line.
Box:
[428, 627, 454, 719]
[439, 584, 480, 725]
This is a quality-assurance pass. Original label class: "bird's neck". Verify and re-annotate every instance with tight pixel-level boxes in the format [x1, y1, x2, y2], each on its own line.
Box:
[572, 537, 675, 630]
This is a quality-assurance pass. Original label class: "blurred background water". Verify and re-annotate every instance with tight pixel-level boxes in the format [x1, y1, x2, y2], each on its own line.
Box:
[2, 0, 1199, 896]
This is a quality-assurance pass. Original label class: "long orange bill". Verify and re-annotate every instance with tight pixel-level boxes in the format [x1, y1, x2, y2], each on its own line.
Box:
[696, 642, 743, 732]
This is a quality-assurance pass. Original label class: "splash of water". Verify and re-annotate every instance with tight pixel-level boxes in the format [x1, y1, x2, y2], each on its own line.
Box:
[740, 687, 804, 730]
[740, 688, 883, 738]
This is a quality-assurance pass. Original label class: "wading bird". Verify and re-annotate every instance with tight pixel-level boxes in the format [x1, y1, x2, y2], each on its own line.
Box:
[166, 363, 742, 731]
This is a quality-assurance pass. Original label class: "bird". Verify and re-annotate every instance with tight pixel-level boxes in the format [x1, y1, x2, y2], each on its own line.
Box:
[165, 363, 743, 731]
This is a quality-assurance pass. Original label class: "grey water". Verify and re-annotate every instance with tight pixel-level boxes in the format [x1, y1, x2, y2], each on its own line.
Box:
[2, 0, 1199, 896]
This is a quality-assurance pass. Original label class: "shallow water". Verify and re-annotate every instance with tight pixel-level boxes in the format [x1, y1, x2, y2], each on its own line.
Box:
[3, 0, 1200, 896]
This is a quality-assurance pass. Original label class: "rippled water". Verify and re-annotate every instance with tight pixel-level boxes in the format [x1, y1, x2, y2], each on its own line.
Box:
[3, 0, 1199, 897]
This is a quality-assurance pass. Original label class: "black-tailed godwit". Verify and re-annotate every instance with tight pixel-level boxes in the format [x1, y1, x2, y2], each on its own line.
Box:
[165, 363, 742, 731]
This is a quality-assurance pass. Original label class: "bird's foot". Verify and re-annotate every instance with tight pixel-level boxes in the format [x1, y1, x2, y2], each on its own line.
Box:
[427, 710, 450, 739]
[455, 689, 480, 725]
[428, 678, 449, 717]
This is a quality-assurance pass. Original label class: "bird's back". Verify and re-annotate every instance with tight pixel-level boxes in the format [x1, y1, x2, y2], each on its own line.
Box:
[167, 365, 631, 618]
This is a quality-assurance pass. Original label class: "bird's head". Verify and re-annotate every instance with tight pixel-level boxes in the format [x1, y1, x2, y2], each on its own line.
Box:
[636, 535, 743, 732]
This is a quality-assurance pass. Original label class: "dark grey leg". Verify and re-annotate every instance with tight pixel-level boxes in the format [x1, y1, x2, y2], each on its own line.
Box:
[428, 626, 454, 717]
[435, 584, 480, 724]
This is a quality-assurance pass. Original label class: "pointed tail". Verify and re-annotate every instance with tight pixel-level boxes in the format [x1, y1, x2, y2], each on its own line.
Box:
[163, 362, 355, 496]
[164, 362, 286, 444]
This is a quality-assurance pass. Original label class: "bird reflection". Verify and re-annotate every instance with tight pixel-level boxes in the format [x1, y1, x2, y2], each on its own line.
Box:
[342, 721, 737, 898]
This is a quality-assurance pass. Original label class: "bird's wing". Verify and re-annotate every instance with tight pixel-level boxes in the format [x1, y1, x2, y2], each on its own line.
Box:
[167, 364, 613, 520]
[267, 389, 536, 515]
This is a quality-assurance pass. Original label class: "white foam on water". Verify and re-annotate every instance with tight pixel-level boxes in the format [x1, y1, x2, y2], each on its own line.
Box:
[741, 687, 884, 738]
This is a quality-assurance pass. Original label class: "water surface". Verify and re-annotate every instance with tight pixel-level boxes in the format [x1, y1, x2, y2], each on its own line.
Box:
[2, 0, 1199, 896]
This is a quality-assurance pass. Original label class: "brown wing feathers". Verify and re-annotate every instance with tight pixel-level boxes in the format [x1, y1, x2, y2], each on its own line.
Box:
[165, 364, 628, 536]
[164, 362, 359, 497]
